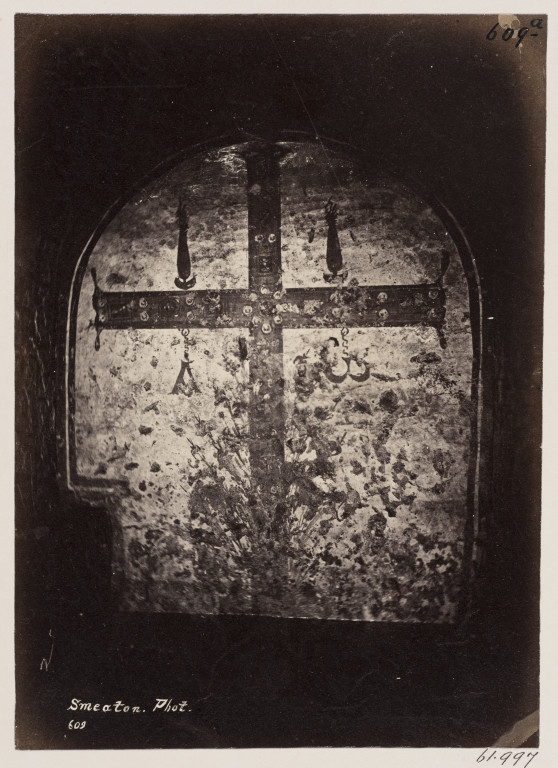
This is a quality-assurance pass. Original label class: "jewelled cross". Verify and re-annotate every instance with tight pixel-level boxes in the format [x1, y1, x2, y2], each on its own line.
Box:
[92, 141, 448, 509]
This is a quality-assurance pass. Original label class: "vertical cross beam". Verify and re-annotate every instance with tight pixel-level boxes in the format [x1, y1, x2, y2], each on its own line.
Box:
[243, 144, 286, 511]
[245, 144, 283, 291]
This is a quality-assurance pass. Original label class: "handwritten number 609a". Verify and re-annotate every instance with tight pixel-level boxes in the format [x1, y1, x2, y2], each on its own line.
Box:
[486, 19, 543, 48]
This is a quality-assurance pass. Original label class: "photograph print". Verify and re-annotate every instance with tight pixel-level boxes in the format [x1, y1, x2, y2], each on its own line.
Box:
[15, 13, 545, 749]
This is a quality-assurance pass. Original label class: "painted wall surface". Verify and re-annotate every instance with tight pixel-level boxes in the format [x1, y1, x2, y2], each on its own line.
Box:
[72, 142, 474, 621]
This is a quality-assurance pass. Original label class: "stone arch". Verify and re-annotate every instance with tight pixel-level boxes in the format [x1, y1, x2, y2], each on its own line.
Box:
[63, 135, 483, 622]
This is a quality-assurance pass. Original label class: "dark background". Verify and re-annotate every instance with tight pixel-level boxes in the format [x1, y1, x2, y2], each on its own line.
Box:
[15, 14, 544, 748]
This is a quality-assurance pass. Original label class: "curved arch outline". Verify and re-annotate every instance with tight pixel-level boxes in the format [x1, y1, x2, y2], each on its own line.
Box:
[62, 130, 485, 621]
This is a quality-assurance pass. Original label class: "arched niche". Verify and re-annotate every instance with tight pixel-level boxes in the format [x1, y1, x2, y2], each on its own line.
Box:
[63, 137, 482, 622]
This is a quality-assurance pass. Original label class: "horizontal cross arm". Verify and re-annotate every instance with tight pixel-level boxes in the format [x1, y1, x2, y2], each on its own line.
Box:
[93, 288, 254, 331]
[91, 279, 447, 348]
[279, 283, 446, 330]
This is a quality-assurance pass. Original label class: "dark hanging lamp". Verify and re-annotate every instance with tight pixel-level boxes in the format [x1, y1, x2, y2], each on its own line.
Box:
[174, 195, 197, 290]
[323, 198, 348, 283]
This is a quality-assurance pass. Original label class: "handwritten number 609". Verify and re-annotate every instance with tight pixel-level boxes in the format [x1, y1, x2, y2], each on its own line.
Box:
[68, 720, 86, 730]
[486, 23, 528, 48]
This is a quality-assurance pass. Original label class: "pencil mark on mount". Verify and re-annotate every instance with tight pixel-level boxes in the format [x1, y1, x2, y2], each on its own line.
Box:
[40, 629, 54, 671]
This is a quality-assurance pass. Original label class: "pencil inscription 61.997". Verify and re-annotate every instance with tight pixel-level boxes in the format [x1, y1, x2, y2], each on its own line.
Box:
[476, 750, 538, 766]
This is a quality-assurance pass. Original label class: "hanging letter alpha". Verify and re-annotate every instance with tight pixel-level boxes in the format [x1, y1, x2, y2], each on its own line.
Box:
[171, 330, 200, 396]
